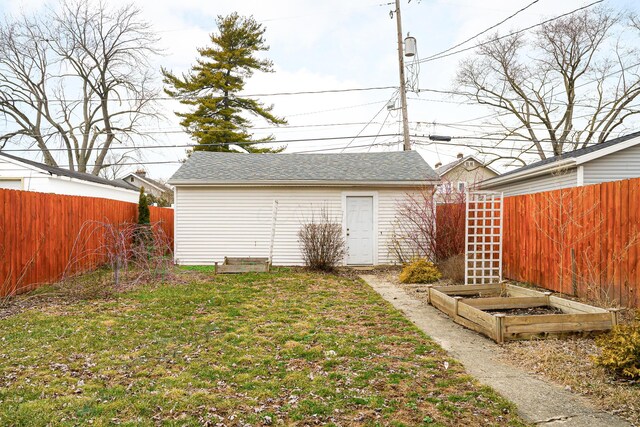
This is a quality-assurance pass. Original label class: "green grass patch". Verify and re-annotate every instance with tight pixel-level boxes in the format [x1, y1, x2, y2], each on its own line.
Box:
[0, 270, 526, 426]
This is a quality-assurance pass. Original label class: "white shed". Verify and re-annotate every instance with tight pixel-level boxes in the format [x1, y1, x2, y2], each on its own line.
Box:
[168, 151, 440, 266]
[0, 152, 139, 203]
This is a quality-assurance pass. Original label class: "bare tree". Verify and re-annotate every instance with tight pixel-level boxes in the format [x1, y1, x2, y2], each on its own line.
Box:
[0, 0, 160, 175]
[99, 151, 138, 180]
[456, 7, 640, 161]
[390, 183, 466, 264]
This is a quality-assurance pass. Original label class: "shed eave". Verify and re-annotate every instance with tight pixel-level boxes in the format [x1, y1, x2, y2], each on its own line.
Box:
[477, 158, 576, 189]
[168, 179, 439, 187]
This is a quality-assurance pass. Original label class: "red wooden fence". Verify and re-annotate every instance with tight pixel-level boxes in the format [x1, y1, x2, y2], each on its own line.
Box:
[436, 177, 640, 307]
[0, 189, 174, 298]
[435, 203, 466, 260]
[503, 177, 640, 307]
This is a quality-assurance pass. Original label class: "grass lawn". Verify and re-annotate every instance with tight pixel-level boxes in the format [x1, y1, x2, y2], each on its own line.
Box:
[0, 268, 526, 426]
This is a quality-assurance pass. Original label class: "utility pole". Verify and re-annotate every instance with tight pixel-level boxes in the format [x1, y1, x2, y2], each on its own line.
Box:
[394, 0, 411, 151]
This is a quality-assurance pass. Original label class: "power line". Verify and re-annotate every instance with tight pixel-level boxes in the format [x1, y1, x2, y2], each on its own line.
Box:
[411, 133, 611, 154]
[417, 0, 603, 64]
[288, 99, 389, 117]
[0, 86, 397, 104]
[367, 108, 394, 152]
[291, 140, 398, 154]
[341, 91, 397, 152]
[0, 133, 402, 153]
[52, 141, 404, 166]
[421, 0, 541, 62]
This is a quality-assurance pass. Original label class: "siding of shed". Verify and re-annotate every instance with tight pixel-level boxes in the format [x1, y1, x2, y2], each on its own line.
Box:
[0, 157, 47, 190]
[174, 186, 419, 266]
[583, 143, 640, 184]
[484, 168, 577, 196]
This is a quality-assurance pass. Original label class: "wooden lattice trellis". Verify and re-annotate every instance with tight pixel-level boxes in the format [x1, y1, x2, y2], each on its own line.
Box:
[465, 191, 503, 285]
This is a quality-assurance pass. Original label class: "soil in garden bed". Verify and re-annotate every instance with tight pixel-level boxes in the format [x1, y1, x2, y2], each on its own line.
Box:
[486, 306, 565, 316]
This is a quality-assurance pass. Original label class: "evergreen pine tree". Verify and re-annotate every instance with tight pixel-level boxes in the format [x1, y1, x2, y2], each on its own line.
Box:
[137, 187, 150, 225]
[134, 186, 152, 250]
[162, 13, 286, 153]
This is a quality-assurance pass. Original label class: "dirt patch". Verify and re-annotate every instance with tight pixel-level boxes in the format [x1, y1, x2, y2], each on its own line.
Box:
[502, 337, 640, 425]
[486, 306, 565, 316]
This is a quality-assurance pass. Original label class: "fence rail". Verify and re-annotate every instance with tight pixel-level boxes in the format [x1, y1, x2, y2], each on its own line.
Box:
[0, 189, 173, 298]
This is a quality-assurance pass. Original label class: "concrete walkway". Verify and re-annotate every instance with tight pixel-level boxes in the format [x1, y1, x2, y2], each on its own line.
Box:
[361, 275, 630, 427]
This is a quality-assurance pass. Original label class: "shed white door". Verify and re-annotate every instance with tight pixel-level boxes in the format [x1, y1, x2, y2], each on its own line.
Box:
[346, 196, 374, 265]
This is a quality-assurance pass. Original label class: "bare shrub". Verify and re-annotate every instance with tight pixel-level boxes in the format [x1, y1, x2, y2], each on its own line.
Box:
[438, 254, 466, 284]
[65, 219, 173, 287]
[298, 208, 346, 271]
[390, 183, 465, 263]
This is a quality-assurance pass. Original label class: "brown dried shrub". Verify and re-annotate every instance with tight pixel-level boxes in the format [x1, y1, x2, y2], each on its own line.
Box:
[438, 253, 466, 284]
[298, 208, 346, 271]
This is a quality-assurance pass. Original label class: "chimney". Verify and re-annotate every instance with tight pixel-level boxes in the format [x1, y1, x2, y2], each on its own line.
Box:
[457, 153, 464, 159]
[135, 169, 147, 178]
[435, 162, 442, 168]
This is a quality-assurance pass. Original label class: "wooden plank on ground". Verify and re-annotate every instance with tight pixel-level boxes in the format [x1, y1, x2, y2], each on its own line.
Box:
[504, 312, 611, 327]
[225, 257, 270, 265]
[451, 314, 497, 341]
[216, 263, 269, 273]
[432, 284, 502, 295]
[457, 302, 497, 332]
[462, 296, 547, 310]
[548, 295, 608, 313]
[504, 319, 612, 335]
[505, 284, 546, 297]
[429, 289, 456, 317]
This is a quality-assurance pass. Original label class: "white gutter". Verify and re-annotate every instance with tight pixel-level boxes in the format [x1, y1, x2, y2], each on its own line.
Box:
[478, 158, 576, 189]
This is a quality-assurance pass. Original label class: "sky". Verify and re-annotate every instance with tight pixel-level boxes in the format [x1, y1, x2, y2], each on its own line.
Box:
[0, 0, 638, 180]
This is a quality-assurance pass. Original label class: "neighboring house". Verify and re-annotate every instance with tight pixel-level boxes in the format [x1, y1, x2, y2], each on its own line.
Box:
[477, 131, 640, 196]
[0, 152, 139, 203]
[119, 170, 173, 203]
[168, 151, 440, 266]
[435, 153, 499, 193]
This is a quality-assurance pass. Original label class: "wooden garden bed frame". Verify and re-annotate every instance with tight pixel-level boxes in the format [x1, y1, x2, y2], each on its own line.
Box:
[421, 283, 619, 343]
[214, 257, 270, 274]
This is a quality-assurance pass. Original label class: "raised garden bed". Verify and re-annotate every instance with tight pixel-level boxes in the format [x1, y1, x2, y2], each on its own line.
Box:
[421, 283, 619, 343]
[214, 257, 270, 274]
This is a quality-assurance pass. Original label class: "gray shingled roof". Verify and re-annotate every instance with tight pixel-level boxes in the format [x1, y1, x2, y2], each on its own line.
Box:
[495, 130, 640, 179]
[169, 151, 439, 184]
[435, 157, 464, 175]
[122, 173, 172, 192]
[0, 151, 137, 191]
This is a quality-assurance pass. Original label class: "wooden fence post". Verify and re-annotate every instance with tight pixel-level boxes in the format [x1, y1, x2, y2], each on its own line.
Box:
[494, 313, 506, 344]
